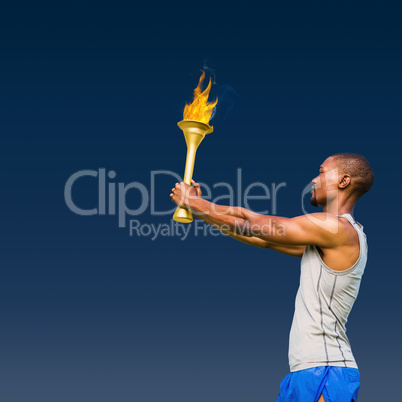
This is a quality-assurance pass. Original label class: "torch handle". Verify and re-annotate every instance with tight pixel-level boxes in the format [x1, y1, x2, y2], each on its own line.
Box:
[182, 143, 198, 185]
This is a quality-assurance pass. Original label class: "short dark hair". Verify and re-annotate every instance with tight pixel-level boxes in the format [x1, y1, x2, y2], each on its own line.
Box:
[331, 153, 375, 199]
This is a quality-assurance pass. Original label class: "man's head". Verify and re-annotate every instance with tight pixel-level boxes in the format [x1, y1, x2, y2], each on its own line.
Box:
[310, 153, 375, 207]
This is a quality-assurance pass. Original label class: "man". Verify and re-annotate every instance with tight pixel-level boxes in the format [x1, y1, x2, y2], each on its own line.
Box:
[170, 153, 374, 402]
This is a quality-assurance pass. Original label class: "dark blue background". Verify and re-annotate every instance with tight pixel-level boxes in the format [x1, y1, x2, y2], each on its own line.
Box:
[1, 5, 400, 401]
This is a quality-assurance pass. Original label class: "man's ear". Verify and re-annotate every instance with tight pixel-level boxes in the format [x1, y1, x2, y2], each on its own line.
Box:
[338, 174, 351, 189]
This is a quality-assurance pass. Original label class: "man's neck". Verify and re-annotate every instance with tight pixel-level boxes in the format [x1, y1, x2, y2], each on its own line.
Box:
[323, 200, 355, 217]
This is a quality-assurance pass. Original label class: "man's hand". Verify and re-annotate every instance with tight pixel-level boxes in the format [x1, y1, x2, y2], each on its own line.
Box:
[170, 179, 201, 209]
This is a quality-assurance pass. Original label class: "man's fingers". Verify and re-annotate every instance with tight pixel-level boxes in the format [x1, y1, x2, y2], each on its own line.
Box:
[191, 179, 202, 196]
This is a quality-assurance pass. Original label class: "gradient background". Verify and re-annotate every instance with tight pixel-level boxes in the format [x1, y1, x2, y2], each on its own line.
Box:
[1, 5, 401, 402]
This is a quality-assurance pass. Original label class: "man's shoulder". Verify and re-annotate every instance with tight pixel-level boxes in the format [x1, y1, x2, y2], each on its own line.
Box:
[293, 213, 343, 237]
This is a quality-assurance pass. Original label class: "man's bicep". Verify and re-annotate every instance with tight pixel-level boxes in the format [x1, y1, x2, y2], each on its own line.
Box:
[251, 213, 340, 247]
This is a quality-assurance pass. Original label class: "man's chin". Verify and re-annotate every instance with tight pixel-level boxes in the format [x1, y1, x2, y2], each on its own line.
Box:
[310, 196, 319, 207]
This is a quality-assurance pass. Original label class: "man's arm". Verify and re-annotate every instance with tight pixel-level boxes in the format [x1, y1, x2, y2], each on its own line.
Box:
[226, 231, 306, 257]
[189, 197, 341, 247]
[200, 212, 305, 257]
[171, 182, 344, 248]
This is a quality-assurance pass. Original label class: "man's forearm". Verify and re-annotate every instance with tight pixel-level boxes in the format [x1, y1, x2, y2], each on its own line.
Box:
[192, 206, 269, 248]
[187, 197, 251, 235]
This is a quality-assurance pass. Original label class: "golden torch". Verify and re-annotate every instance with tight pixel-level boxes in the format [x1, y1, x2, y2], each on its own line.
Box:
[173, 71, 218, 223]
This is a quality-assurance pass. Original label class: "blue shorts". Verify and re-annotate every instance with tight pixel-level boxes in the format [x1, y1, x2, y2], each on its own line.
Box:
[276, 366, 360, 402]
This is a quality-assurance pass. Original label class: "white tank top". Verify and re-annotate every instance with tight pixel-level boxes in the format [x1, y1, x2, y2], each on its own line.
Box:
[288, 213, 368, 372]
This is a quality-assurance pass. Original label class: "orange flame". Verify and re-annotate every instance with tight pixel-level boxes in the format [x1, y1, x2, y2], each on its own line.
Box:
[183, 71, 218, 125]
